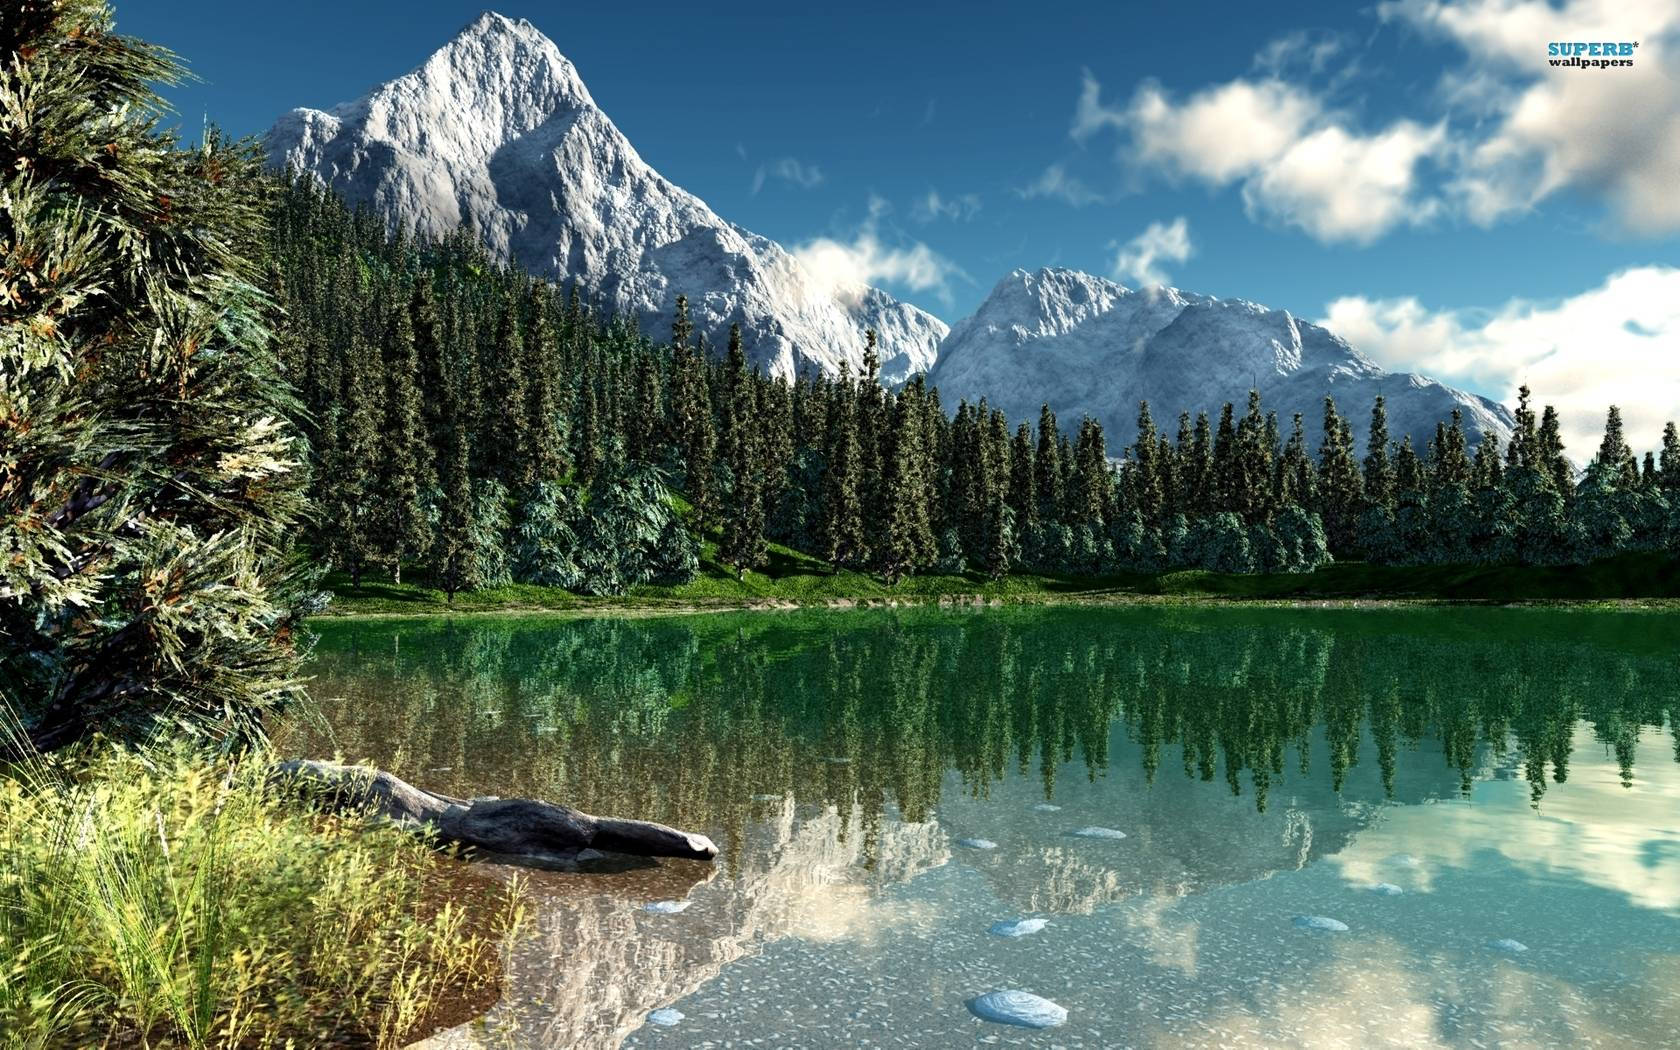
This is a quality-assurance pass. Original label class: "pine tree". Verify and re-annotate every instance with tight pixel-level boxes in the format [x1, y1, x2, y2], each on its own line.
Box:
[1008, 423, 1038, 536]
[1593, 405, 1639, 486]
[1661, 422, 1680, 493]
[574, 374, 603, 482]
[1507, 384, 1539, 470]
[522, 281, 567, 483]
[1278, 413, 1316, 509]
[1072, 417, 1109, 530]
[674, 333, 718, 523]
[629, 351, 665, 463]
[1187, 412, 1214, 514]
[1235, 391, 1273, 522]
[323, 330, 384, 588]
[817, 368, 865, 570]
[1211, 403, 1239, 513]
[1316, 397, 1363, 555]
[1536, 405, 1572, 500]
[1363, 396, 1395, 513]
[434, 421, 480, 603]
[1035, 405, 1064, 522]
[3, 3, 313, 752]
[720, 325, 767, 576]
[370, 296, 435, 583]
[1132, 402, 1164, 526]
[486, 285, 529, 481]
[877, 389, 932, 584]
[410, 278, 449, 456]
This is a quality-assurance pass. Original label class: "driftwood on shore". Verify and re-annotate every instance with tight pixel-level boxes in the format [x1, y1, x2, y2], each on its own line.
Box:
[274, 759, 718, 863]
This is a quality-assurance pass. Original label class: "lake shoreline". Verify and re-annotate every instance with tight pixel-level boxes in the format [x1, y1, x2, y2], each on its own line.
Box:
[310, 588, 1680, 621]
[311, 551, 1680, 619]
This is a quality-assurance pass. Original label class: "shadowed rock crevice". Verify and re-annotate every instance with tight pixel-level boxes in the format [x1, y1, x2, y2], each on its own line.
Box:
[274, 759, 719, 864]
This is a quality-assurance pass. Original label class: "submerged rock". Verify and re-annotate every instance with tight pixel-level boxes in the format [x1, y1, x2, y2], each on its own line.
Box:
[1370, 883, 1404, 896]
[1293, 915, 1349, 932]
[989, 918, 1048, 938]
[1031, 803, 1062, 812]
[966, 990, 1067, 1028]
[1488, 938, 1529, 953]
[1068, 826, 1127, 840]
[647, 1007, 684, 1026]
[1389, 853, 1422, 868]
[643, 900, 692, 915]
[956, 837, 998, 850]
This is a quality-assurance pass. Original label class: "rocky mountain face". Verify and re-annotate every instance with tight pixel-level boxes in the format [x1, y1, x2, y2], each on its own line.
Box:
[264, 12, 946, 384]
[928, 268, 1514, 449]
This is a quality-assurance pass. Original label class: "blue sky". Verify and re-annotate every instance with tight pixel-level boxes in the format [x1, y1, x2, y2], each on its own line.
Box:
[119, 0, 1680, 448]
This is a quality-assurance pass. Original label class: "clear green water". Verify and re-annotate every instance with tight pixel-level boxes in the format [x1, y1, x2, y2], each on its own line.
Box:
[282, 606, 1680, 1049]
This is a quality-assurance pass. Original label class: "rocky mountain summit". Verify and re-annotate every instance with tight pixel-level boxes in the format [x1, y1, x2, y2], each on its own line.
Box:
[265, 12, 946, 384]
[928, 268, 1513, 447]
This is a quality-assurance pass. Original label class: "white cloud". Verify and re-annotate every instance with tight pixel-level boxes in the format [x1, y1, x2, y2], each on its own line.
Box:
[1243, 120, 1447, 244]
[911, 188, 981, 223]
[1110, 216, 1193, 286]
[1379, 0, 1680, 232]
[1320, 265, 1680, 453]
[1119, 77, 1321, 183]
[1063, 2, 1680, 241]
[793, 196, 967, 306]
[1017, 163, 1105, 207]
[751, 156, 825, 195]
[1077, 72, 1444, 243]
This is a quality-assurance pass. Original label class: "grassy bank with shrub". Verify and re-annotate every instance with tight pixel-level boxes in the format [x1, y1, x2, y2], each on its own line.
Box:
[0, 744, 523, 1049]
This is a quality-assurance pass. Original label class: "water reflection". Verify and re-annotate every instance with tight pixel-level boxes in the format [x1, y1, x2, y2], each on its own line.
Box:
[279, 606, 1680, 1048]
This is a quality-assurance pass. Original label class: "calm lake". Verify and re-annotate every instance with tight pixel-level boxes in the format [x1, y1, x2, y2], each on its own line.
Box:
[279, 606, 1680, 1049]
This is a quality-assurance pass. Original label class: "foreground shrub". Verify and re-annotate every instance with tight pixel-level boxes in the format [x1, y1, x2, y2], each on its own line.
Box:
[0, 746, 522, 1049]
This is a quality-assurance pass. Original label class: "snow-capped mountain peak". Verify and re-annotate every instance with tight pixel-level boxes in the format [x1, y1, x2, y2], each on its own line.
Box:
[265, 12, 945, 384]
[928, 266, 1512, 447]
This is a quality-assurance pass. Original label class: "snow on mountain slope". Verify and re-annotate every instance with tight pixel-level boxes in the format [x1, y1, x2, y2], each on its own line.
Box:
[264, 12, 946, 384]
[929, 268, 1514, 449]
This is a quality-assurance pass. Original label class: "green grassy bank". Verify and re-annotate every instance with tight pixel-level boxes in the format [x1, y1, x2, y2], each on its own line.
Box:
[317, 541, 1680, 617]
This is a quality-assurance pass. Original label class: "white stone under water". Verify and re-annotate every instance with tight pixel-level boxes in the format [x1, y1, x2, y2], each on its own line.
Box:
[1370, 882, 1404, 896]
[989, 918, 1049, 938]
[1068, 826, 1127, 840]
[1031, 802, 1062, 812]
[966, 990, 1068, 1029]
[1488, 938, 1530, 953]
[1293, 915, 1349, 932]
[956, 837, 998, 850]
[643, 900, 691, 914]
[646, 1008, 684, 1026]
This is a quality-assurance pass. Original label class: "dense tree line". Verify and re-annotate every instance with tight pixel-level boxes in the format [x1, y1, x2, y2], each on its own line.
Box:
[272, 179, 1680, 598]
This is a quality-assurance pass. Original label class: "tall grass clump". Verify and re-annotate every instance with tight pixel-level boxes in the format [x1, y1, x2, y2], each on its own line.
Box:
[0, 745, 523, 1048]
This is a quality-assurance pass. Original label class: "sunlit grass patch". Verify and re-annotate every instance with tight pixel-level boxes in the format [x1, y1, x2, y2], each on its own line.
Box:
[0, 745, 523, 1048]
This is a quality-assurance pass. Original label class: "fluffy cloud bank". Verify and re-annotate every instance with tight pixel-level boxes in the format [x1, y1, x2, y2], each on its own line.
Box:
[1320, 266, 1680, 453]
[1075, 70, 1446, 244]
[1064, 0, 1680, 242]
[1380, 0, 1680, 232]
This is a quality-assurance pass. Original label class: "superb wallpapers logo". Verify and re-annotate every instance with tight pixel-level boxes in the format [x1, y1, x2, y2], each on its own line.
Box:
[1547, 40, 1639, 68]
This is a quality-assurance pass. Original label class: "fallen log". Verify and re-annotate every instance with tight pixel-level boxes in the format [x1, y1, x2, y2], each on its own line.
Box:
[274, 759, 718, 863]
